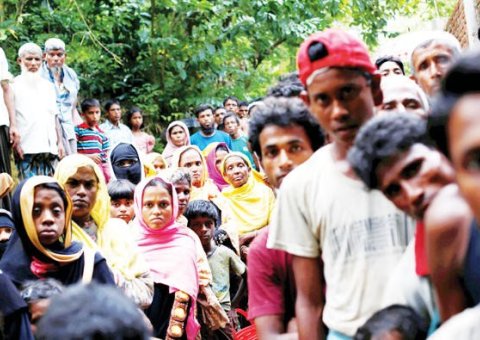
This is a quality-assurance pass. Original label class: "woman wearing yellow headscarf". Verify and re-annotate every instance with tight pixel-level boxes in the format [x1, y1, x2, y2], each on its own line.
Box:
[171, 145, 240, 251]
[221, 152, 275, 257]
[54, 154, 154, 308]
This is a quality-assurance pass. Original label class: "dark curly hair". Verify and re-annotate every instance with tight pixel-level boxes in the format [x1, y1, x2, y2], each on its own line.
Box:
[348, 112, 430, 189]
[248, 97, 324, 159]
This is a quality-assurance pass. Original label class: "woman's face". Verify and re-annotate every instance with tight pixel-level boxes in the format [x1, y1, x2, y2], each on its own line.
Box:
[64, 166, 99, 221]
[224, 156, 250, 188]
[130, 111, 143, 129]
[142, 185, 173, 229]
[179, 149, 203, 187]
[170, 126, 186, 147]
[215, 149, 229, 174]
[33, 187, 66, 246]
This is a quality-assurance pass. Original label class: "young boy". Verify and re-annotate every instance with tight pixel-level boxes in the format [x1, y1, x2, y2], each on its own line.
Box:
[223, 113, 256, 169]
[75, 98, 111, 182]
[107, 179, 136, 224]
[185, 200, 246, 336]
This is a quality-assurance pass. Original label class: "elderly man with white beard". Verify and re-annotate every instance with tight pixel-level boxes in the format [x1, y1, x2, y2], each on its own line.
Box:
[41, 38, 81, 155]
[12, 42, 64, 179]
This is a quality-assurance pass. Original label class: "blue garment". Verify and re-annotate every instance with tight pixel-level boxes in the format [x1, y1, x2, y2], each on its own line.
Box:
[462, 219, 480, 305]
[231, 135, 256, 170]
[99, 120, 134, 147]
[40, 63, 80, 141]
[327, 330, 351, 340]
[190, 130, 232, 151]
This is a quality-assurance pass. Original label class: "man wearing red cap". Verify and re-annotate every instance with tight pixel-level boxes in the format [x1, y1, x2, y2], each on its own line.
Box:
[267, 29, 414, 339]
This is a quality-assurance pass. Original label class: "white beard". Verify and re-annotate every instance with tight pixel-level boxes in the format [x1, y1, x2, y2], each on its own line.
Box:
[20, 65, 42, 89]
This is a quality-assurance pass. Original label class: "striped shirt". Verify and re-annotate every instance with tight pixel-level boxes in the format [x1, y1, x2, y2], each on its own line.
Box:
[75, 123, 110, 162]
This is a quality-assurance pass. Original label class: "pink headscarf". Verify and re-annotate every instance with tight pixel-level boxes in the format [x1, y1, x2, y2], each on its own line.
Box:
[133, 176, 199, 339]
[203, 142, 230, 191]
[162, 121, 191, 167]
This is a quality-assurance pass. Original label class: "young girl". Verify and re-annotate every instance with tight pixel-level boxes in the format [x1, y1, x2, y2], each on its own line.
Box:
[162, 121, 190, 167]
[127, 107, 155, 155]
[134, 176, 199, 339]
[203, 142, 230, 191]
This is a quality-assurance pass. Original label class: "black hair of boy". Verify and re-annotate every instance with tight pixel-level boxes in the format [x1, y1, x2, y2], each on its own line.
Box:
[81, 98, 101, 114]
[36, 283, 150, 340]
[184, 200, 219, 228]
[126, 106, 144, 129]
[104, 99, 121, 113]
[248, 96, 324, 159]
[238, 101, 248, 107]
[374, 55, 405, 74]
[107, 179, 136, 201]
[267, 72, 305, 98]
[193, 104, 214, 118]
[222, 112, 240, 126]
[348, 112, 430, 190]
[354, 305, 428, 340]
[223, 96, 238, 107]
[427, 50, 480, 159]
[20, 279, 64, 303]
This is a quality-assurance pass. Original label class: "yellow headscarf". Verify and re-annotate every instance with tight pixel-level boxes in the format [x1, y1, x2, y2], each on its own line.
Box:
[221, 152, 275, 235]
[144, 152, 167, 177]
[18, 176, 83, 263]
[54, 154, 148, 280]
[171, 145, 220, 201]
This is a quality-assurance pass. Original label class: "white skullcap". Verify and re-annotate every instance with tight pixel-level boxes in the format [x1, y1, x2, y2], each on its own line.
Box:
[18, 42, 42, 58]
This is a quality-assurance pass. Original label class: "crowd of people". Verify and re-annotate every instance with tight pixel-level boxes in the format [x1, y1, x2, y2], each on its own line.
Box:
[0, 26, 480, 340]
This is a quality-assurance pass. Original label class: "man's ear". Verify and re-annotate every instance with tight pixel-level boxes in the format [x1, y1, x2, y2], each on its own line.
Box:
[42, 52, 47, 61]
[17, 57, 21, 65]
[371, 73, 383, 106]
[300, 90, 310, 106]
[410, 74, 418, 83]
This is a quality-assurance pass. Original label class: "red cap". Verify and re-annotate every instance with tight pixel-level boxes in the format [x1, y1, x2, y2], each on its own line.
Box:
[297, 29, 376, 86]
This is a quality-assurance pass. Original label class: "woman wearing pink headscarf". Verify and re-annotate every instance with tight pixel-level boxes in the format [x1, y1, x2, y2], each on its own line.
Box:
[203, 142, 230, 192]
[162, 121, 190, 167]
[133, 176, 199, 339]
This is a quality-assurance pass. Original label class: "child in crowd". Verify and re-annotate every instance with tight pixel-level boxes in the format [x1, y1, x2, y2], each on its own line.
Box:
[75, 98, 111, 182]
[126, 107, 155, 155]
[354, 305, 428, 340]
[20, 279, 64, 335]
[107, 179, 136, 224]
[185, 200, 246, 337]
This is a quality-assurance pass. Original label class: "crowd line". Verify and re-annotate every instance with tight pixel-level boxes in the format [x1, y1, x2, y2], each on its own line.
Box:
[0, 27, 480, 340]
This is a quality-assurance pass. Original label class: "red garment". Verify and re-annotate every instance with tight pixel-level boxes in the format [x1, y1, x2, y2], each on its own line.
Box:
[415, 221, 429, 276]
[247, 227, 295, 323]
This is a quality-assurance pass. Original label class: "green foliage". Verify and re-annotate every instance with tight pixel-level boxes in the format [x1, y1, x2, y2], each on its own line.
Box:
[0, 0, 446, 137]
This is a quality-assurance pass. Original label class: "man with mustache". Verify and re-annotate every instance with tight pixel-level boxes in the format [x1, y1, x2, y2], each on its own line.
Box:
[12, 42, 64, 179]
[190, 104, 232, 151]
[41, 38, 81, 155]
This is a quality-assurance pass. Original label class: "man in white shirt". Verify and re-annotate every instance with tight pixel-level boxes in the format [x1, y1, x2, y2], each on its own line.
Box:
[0, 47, 17, 209]
[12, 43, 64, 179]
[267, 29, 414, 339]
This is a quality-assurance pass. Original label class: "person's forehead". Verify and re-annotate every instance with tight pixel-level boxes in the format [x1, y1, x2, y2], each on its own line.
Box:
[46, 49, 65, 54]
[181, 149, 202, 161]
[260, 124, 311, 147]
[308, 67, 366, 91]
[379, 61, 401, 71]
[413, 43, 454, 62]
[225, 116, 237, 123]
[225, 155, 246, 166]
[199, 109, 212, 116]
[70, 166, 97, 181]
[22, 52, 42, 59]
[382, 82, 422, 103]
